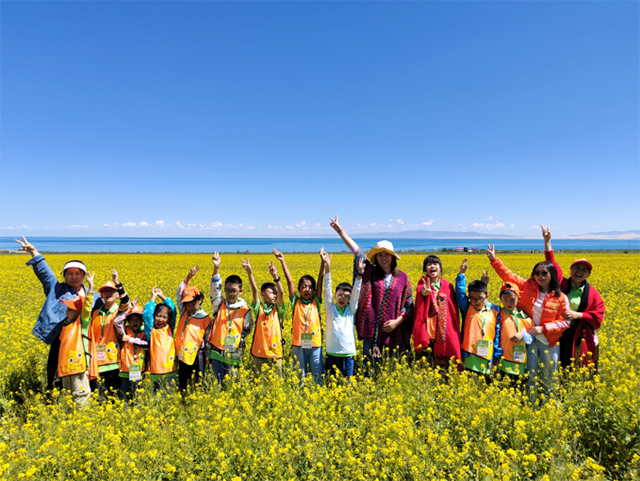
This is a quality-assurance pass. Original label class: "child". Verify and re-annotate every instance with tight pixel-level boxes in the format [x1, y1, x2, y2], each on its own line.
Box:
[58, 271, 97, 406]
[496, 283, 534, 379]
[243, 257, 287, 376]
[413, 255, 462, 373]
[456, 258, 501, 376]
[176, 266, 213, 391]
[274, 248, 325, 384]
[322, 251, 364, 379]
[207, 252, 253, 382]
[114, 302, 148, 402]
[143, 287, 178, 394]
[89, 269, 131, 397]
[486, 244, 569, 401]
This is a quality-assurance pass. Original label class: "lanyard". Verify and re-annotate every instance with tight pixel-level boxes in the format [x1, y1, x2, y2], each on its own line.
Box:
[477, 307, 492, 338]
[227, 306, 238, 330]
[301, 302, 313, 332]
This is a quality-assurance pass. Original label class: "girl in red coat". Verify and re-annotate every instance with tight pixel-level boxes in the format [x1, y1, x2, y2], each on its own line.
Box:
[486, 245, 569, 402]
[413, 255, 462, 374]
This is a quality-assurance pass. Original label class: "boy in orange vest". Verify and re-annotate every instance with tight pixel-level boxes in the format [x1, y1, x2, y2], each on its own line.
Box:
[89, 269, 131, 397]
[496, 283, 534, 380]
[455, 258, 501, 376]
[243, 257, 286, 376]
[58, 272, 96, 406]
[207, 252, 253, 382]
[114, 303, 148, 402]
[176, 266, 213, 391]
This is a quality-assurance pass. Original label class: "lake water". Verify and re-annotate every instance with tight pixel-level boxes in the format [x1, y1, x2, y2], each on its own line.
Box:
[1, 236, 638, 253]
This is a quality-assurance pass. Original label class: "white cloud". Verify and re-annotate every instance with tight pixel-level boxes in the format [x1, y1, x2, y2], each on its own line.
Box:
[396, 219, 404, 225]
[488, 216, 493, 221]
[510, 223, 515, 229]
[421, 219, 434, 226]
[139, 221, 149, 227]
[123, 222, 137, 227]
[473, 221, 505, 230]
[155, 220, 165, 227]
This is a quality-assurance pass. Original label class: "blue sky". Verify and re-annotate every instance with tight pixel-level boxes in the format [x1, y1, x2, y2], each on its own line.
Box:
[1, 1, 638, 237]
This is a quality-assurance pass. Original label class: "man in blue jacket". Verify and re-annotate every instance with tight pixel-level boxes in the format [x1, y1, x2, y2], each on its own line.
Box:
[15, 236, 88, 392]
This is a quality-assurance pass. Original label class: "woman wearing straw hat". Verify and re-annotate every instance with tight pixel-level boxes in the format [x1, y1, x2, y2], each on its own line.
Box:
[330, 216, 414, 372]
[15, 236, 89, 392]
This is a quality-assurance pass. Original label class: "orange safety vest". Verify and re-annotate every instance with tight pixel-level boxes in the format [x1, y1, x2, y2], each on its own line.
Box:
[499, 308, 534, 363]
[58, 319, 86, 377]
[251, 304, 284, 359]
[149, 325, 177, 375]
[175, 311, 212, 366]
[208, 304, 251, 352]
[90, 308, 121, 368]
[119, 326, 148, 373]
[461, 305, 498, 360]
[292, 297, 321, 348]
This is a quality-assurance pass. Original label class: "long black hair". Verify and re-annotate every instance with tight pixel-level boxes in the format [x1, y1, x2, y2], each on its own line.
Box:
[531, 261, 561, 297]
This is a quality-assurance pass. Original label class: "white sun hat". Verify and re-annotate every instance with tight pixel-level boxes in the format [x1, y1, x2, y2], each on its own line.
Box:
[367, 240, 401, 264]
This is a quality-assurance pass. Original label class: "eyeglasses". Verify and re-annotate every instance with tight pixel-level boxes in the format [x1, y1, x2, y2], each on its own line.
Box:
[533, 270, 549, 277]
[469, 296, 486, 302]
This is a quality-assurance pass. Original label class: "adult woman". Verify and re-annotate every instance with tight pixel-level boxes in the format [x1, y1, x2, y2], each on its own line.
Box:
[541, 226, 605, 370]
[330, 216, 413, 370]
[487, 244, 569, 401]
[15, 236, 88, 391]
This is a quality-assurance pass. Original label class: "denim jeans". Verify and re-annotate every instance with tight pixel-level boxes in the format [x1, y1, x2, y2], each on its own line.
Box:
[526, 337, 560, 403]
[325, 355, 354, 378]
[292, 345, 323, 384]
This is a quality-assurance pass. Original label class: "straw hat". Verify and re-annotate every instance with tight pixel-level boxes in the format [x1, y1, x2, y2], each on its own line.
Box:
[367, 240, 401, 264]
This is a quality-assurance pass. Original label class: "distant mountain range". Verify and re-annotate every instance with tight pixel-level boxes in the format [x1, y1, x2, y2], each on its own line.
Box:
[352, 230, 517, 239]
[569, 230, 640, 236]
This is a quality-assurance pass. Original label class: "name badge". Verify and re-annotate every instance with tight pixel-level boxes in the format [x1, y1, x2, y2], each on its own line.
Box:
[301, 333, 313, 349]
[129, 363, 142, 381]
[225, 335, 236, 353]
[476, 340, 490, 358]
[96, 344, 106, 362]
[513, 344, 526, 363]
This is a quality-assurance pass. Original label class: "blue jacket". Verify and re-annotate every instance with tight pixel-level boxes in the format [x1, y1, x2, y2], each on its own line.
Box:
[27, 255, 87, 345]
[455, 273, 502, 364]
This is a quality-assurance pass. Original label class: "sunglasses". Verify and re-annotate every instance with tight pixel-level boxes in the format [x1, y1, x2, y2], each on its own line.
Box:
[533, 270, 549, 277]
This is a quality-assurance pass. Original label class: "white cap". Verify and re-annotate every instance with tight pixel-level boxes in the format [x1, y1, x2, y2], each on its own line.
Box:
[62, 261, 87, 274]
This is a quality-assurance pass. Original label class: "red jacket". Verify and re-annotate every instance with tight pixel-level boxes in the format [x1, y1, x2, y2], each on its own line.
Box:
[490, 258, 569, 348]
[413, 277, 461, 361]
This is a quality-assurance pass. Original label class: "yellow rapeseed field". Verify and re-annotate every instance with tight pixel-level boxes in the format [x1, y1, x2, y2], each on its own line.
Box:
[0, 252, 638, 480]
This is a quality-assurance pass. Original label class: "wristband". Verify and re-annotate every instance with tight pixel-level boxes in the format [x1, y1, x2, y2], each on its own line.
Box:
[273, 276, 281, 282]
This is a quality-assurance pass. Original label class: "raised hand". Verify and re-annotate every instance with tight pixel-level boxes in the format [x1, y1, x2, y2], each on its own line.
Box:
[129, 296, 139, 310]
[272, 248, 285, 262]
[211, 252, 221, 269]
[86, 271, 95, 291]
[268, 261, 278, 279]
[111, 269, 119, 285]
[540, 225, 552, 242]
[186, 266, 200, 283]
[329, 214, 342, 233]
[357, 257, 366, 276]
[459, 258, 468, 274]
[14, 236, 38, 257]
[241, 256, 252, 275]
[486, 244, 496, 260]
[481, 270, 490, 285]
[320, 248, 332, 266]
[421, 278, 432, 296]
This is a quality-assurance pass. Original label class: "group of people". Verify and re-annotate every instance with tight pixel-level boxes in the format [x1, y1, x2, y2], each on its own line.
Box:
[15, 219, 605, 406]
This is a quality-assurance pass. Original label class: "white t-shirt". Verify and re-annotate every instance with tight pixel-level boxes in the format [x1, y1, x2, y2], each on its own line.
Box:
[532, 291, 549, 345]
